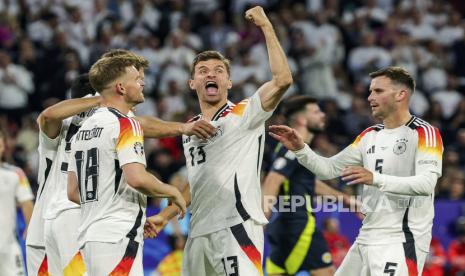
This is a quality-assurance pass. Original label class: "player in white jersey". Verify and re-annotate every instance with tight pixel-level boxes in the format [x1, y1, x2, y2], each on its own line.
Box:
[144, 6, 293, 276]
[37, 74, 102, 276]
[269, 67, 443, 276]
[38, 50, 214, 276]
[26, 76, 101, 275]
[67, 54, 186, 276]
[0, 130, 34, 276]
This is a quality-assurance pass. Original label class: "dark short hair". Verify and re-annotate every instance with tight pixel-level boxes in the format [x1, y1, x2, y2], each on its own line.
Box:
[369, 66, 415, 93]
[190, 50, 230, 78]
[70, 74, 97, 99]
[282, 95, 318, 118]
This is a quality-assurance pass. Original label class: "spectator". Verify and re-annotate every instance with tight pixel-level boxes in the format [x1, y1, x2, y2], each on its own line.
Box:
[0, 49, 34, 121]
[448, 217, 465, 275]
[323, 217, 350, 267]
[422, 237, 447, 276]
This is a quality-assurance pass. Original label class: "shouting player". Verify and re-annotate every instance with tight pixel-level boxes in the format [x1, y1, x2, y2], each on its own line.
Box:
[145, 6, 293, 276]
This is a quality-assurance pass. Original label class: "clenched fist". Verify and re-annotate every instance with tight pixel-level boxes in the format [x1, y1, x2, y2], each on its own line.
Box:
[245, 6, 271, 28]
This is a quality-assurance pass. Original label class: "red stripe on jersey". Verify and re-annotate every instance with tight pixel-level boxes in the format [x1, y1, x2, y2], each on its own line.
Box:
[351, 127, 374, 146]
[241, 245, 264, 276]
[405, 257, 418, 276]
[109, 256, 135, 276]
[116, 118, 144, 152]
[416, 126, 443, 160]
[38, 255, 50, 276]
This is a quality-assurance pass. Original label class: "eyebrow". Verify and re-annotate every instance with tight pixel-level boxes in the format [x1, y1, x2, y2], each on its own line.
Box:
[197, 65, 225, 70]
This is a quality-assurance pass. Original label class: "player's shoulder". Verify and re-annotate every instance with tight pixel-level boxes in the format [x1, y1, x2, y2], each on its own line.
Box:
[0, 163, 27, 180]
[356, 124, 385, 138]
[405, 116, 438, 132]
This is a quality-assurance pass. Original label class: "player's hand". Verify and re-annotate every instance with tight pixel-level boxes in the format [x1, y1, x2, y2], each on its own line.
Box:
[245, 6, 271, 28]
[341, 166, 373, 186]
[169, 190, 187, 220]
[182, 120, 216, 139]
[269, 125, 305, 151]
[144, 215, 168, 239]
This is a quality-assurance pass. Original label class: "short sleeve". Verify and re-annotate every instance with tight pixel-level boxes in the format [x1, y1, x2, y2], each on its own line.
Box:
[116, 117, 146, 167]
[14, 167, 34, 203]
[231, 92, 274, 130]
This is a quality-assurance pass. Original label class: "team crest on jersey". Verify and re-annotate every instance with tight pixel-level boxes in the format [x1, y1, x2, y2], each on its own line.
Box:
[393, 139, 408, 155]
[197, 126, 224, 145]
[133, 142, 144, 155]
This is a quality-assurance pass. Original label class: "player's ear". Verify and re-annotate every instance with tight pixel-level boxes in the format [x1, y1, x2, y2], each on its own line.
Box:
[396, 89, 408, 102]
[227, 79, 232, 89]
[116, 82, 125, 95]
[188, 79, 195, 90]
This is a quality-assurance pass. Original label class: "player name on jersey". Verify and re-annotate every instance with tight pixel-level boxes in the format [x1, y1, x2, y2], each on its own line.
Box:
[75, 127, 104, 141]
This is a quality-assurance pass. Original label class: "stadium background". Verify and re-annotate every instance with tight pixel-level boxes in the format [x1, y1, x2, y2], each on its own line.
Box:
[2, 0, 465, 275]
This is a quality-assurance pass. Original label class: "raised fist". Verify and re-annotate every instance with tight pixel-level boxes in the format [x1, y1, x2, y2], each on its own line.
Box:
[245, 6, 271, 28]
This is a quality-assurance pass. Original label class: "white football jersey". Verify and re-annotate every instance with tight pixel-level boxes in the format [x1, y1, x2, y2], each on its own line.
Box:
[43, 108, 97, 220]
[295, 116, 443, 252]
[183, 92, 272, 238]
[26, 130, 59, 247]
[68, 107, 147, 247]
[0, 164, 33, 248]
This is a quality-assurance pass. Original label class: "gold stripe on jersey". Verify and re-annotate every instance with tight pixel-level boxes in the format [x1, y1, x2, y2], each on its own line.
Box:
[116, 118, 144, 152]
[231, 99, 249, 116]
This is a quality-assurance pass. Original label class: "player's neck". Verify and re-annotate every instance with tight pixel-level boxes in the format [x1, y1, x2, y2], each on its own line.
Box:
[383, 109, 412, 129]
[199, 99, 228, 121]
[100, 95, 131, 115]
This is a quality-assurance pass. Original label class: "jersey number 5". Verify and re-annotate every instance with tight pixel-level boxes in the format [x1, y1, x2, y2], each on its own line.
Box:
[375, 159, 384, 174]
[75, 147, 99, 203]
[189, 146, 206, 166]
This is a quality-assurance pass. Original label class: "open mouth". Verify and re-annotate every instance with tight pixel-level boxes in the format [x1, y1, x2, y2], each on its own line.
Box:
[205, 81, 219, 95]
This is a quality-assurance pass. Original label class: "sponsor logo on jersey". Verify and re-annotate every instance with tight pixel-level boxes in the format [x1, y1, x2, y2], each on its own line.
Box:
[367, 145, 375, 154]
[418, 160, 438, 166]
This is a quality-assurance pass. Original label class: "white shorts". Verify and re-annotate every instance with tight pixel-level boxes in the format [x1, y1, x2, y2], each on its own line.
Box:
[44, 208, 86, 275]
[81, 237, 143, 276]
[26, 244, 48, 276]
[0, 241, 26, 276]
[182, 219, 264, 276]
[335, 242, 428, 276]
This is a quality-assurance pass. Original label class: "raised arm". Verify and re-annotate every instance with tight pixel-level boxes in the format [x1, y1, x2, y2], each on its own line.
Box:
[37, 96, 101, 138]
[245, 6, 293, 111]
[135, 116, 216, 139]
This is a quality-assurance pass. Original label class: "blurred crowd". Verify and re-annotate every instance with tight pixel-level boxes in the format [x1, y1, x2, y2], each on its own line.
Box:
[2, 0, 465, 274]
